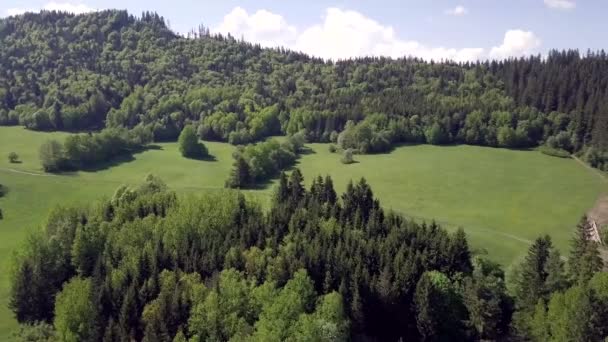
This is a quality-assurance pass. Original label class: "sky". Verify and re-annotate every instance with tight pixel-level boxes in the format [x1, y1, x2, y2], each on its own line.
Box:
[1, 0, 605, 61]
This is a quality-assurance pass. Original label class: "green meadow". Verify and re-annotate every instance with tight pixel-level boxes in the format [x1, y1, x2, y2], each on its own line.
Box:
[0, 126, 604, 337]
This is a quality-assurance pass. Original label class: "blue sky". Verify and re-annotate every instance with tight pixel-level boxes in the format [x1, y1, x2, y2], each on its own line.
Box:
[1, 0, 605, 61]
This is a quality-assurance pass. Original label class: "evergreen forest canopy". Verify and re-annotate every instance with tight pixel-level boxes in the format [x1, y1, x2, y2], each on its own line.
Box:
[9, 172, 607, 341]
[1, 10, 608, 171]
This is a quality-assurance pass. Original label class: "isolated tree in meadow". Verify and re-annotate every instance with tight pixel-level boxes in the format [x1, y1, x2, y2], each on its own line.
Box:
[8, 152, 19, 163]
[341, 148, 354, 164]
[178, 125, 207, 158]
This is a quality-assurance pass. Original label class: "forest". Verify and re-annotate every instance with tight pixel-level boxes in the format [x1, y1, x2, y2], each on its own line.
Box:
[9, 172, 606, 341]
[2, 9, 608, 341]
[1, 10, 608, 171]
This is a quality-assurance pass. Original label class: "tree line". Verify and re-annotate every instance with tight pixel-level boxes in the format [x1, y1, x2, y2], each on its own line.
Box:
[2, 11, 608, 170]
[9, 171, 606, 341]
[39, 126, 152, 172]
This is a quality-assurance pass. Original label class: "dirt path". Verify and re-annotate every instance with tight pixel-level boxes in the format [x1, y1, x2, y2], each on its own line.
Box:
[0, 167, 56, 177]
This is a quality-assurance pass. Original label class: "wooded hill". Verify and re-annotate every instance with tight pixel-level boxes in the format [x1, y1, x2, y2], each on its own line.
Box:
[1, 10, 608, 169]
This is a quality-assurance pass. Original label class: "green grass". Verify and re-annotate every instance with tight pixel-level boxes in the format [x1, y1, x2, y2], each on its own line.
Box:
[295, 144, 604, 266]
[0, 126, 604, 338]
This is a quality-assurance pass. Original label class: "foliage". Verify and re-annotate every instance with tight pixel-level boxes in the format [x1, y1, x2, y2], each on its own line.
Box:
[14, 322, 56, 342]
[225, 137, 302, 188]
[39, 140, 66, 172]
[568, 215, 603, 284]
[1, 126, 602, 338]
[2, 12, 608, 169]
[178, 125, 207, 159]
[8, 171, 491, 341]
[54, 277, 97, 342]
[341, 148, 355, 164]
[39, 127, 151, 172]
[539, 145, 570, 158]
[8, 152, 19, 163]
[584, 146, 608, 171]
[529, 272, 608, 341]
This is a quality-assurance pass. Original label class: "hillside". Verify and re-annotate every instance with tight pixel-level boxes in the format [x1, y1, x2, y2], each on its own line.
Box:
[2, 9, 608, 342]
[0, 10, 607, 165]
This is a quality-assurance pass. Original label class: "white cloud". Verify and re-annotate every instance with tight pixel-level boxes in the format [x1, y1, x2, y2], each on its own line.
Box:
[489, 30, 541, 59]
[544, 0, 576, 10]
[43, 2, 93, 14]
[5, 2, 93, 17]
[214, 7, 488, 62]
[445, 6, 468, 16]
[214, 7, 297, 48]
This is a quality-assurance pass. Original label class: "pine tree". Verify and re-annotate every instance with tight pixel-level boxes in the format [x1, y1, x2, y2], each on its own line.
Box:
[275, 172, 289, 203]
[515, 235, 553, 310]
[447, 228, 473, 275]
[225, 155, 251, 189]
[323, 175, 337, 205]
[288, 168, 304, 206]
[9, 261, 38, 323]
[544, 248, 568, 292]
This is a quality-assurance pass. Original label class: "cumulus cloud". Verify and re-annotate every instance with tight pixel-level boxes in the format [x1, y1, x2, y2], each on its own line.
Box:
[489, 30, 541, 59]
[215, 7, 489, 62]
[445, 6, 468, 16]
[5, 2, 93, 16]
[544, 0, 576, 10]
[214, 7, 297, 48]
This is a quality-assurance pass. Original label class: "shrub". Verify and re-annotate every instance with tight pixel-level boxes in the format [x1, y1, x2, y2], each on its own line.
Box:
[328, 144, 337, 153]
[179, 125, 208, 159]
[539, 145, 570, 158]
[39, 140, 66, 172]
[8, 152, 19, 163]
[341, 149, 355, 164]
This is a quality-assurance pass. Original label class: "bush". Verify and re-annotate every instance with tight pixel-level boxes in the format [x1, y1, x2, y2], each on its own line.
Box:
[539, 145, 570, 158]
[8, 152, 19, 163]
[39, 140, 66, 172]
[178, 125, 208, 159]
[328, 144, 337, 153]
[341, 149, 355, 164]
[546, 131, 573, 152]
[584, 147, 608, 171]
[329, 130, 339, 143]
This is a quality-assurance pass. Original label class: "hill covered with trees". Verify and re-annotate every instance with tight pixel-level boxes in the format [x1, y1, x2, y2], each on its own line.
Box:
[1, 10, 608, 170]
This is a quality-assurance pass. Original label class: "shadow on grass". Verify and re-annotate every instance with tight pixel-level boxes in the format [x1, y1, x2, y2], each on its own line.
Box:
[185, 154, 218, 162]
[61, 144, 165, 173]
[299, 146, 316, 155]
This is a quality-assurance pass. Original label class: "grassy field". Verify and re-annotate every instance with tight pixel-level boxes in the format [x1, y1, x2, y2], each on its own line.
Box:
[0, 126, 604, 338]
